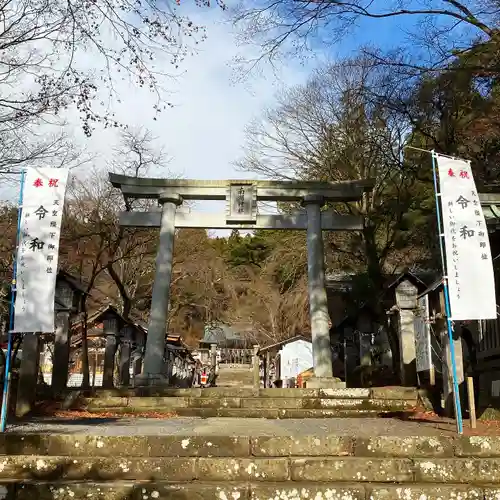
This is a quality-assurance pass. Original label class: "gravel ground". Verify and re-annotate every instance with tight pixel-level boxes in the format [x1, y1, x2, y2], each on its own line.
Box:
[5, 416, 460, 436]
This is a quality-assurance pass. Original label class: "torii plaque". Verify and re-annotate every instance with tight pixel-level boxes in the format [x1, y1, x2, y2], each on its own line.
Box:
[109, 174, 373, 388]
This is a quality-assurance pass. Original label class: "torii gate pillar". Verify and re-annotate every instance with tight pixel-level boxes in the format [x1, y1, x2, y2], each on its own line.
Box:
[139, 195, 182, 385]
[304, 195, 334, 380]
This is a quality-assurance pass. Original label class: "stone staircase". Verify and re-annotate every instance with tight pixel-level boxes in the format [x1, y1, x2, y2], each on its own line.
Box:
[69, 387, 419, 418]
[216, 364, 255, 388]
[2, 433, 500, 499]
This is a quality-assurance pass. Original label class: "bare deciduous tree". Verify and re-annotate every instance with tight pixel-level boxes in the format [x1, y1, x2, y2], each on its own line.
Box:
[232, 0, 499, 75]
[61, 127, 169, 385]
[227, 263, 310, 344]
[110, 127, 171, 178]
[0, 0, 219, 174]
[168, 229, 238, 344]
[1, 0, 214, 128]
[236, 57, 433, 367]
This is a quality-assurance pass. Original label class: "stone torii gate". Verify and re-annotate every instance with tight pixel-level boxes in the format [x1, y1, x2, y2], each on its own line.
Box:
[109, 174, 373, 388]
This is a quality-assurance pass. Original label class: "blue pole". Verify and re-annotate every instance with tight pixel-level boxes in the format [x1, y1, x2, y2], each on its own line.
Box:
[431, 151, 463, 435]
[1, 170, 26, 432]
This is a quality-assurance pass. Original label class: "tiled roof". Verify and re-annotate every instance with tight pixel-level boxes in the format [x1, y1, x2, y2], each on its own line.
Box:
[480, 193, 500, 229]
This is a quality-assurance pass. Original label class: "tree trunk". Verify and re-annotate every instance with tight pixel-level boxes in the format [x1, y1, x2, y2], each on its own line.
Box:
[12, 336, 21, 367]
[362, 225, 401, 381]
[106, 263, 132, 320]
[80, 305, 90, 389]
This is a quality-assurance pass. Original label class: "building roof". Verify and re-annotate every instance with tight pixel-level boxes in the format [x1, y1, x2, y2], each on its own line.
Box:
[70, 304, 148, 348]
[57, 270, 88, 295]
[480, 193, 500, 230]
[85, 304, 122, 325]
[201, 323, 251, 344]
[417, 278, 444, 299]
[258, 335, 311, 354]
[385, 270, 428, 292]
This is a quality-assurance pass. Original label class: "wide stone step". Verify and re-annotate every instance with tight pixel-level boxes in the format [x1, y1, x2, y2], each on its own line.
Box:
[74, 406, 412, 418]
[3, 434, 497, 458]
[82, 396, 415, 412]
[2, 455, 500, 483]
[63, 386, 418, 400]
[3, 435, 500, 497]
[1, 481, 499, 500]
[172, 408, 408, 418]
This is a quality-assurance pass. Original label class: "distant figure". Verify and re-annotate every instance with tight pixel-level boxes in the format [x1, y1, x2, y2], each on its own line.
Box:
[193, 359, 202, 387]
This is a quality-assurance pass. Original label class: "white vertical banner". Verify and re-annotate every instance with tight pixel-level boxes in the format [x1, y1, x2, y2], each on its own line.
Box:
[436, 153, 497, 320]
[13, 168, 70, 333]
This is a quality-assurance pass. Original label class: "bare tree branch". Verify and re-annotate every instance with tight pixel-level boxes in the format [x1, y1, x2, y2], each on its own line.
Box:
[231, 0, 499, 75]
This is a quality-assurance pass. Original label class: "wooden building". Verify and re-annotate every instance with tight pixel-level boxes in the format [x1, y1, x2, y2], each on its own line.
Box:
[258, 335, 312, 388]
[332, 271, 429, 388]
[199, 323, 254, 365]
[60, 304, 147, 388]
[14, 270, 88, 416]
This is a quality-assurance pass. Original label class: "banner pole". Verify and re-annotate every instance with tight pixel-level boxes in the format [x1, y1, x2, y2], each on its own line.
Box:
[431, 151, 464, 434]
[1, 170, 26, 432]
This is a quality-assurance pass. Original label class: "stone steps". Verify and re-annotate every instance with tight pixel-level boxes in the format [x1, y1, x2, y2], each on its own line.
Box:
[216, 365, 254, 389]
[79, 407, 409, 418]
[4, 454, 500, 482]
[71, 386, 418, 417]
[3, 454, 500, 483]
[65, 386, 418, 400]
[3, 481, 498, 500]
[2, 434, 500, 498]
[174, 408, 409, 418]
[82, 396, 415, 412]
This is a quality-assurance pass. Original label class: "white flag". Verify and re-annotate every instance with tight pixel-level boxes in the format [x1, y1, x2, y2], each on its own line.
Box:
[13, 168, 70, 333]
[435, 154, 497, 320]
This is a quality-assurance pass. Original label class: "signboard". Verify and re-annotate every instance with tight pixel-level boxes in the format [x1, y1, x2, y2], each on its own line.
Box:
[414, 295, 432, 372]
[226, 183, 256, 224]
[436, 153, 497, 320]
[13, 168, 69, 333]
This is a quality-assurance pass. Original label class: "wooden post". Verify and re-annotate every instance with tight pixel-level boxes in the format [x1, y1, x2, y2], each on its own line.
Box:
[262, 351, 268, 388]
[119, 327, 132, 387]
[210, 344, 217, 369]
[266, 351, 271, 388]
[252, 345, 260, 390]
[16, 334, 41, 417]
[52, 310, 71, 393]
[467, 376, 477, 429]
[429, 365, 436, 386]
